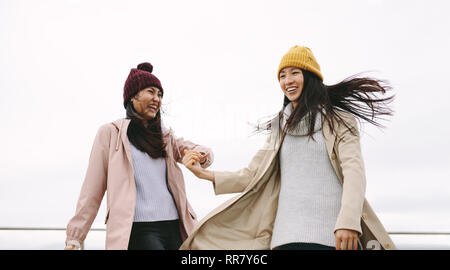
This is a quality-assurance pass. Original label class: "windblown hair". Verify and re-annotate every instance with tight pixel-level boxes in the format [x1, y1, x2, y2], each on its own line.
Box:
[255, 70, 395, 138]
[125, 101, 167, 158]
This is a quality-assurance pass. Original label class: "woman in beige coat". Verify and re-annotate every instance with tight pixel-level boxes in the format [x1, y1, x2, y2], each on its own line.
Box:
[181, 46, 396, 250]
[64, 62, 213, 250]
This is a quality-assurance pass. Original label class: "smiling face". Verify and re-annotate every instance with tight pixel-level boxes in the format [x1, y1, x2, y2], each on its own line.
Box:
[279, 66, 304, 108]
[131, 86, 163, 121]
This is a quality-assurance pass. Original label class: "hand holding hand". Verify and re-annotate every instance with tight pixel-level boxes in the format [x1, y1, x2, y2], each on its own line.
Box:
[182, 150, 209, 176]
[198, 152, 210, 165]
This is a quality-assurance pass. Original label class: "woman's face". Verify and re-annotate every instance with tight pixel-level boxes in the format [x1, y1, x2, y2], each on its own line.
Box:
[131, 86, 163, 120]
[279, 67, 304, 108]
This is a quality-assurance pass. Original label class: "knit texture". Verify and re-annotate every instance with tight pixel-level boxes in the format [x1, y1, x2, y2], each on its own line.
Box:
[270, 103, 342, 249]
[277, 46, 323, 81]
[130, 143, 179, 222]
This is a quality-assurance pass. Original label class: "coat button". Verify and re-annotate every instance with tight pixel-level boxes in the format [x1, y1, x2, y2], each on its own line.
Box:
[362, 213, 367, 220]
[331, 153, 336, 160]
[385, 243, 390, 249]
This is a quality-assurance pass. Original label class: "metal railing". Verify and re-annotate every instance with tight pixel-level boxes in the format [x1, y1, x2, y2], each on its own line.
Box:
[0, 227, 105, 231]
[1, 227, 450, 250]
[0, 227, 107, 250]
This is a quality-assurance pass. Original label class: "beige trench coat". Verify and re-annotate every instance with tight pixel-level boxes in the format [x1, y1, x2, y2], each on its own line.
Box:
[180, 111, 396, 250]
[66, 119, 214, 249]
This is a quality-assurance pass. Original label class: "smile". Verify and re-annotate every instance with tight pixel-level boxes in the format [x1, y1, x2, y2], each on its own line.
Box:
[286, 87, 297, 93]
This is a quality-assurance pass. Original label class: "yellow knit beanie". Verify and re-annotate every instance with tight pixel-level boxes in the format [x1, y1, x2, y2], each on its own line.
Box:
[277, 46, 323, 81]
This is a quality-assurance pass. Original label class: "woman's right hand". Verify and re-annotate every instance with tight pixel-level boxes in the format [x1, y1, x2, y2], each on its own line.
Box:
[64, 240, 81, 250]
[182, 150, 204, 176]
[64, 245, 77, 250]
[182, 150, 215, 182]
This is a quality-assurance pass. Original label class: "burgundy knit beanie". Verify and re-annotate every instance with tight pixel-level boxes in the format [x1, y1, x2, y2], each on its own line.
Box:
[123, 62, 163, 108]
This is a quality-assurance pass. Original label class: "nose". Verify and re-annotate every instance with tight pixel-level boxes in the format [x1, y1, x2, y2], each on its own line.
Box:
[152, 94, 161, 103]
[285, 74, 295, 86]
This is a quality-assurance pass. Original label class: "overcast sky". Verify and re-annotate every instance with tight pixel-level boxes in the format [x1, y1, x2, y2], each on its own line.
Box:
[1, 0, 449, 248]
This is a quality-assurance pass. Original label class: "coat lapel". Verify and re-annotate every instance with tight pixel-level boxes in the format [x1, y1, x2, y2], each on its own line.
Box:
[119, 119, 134, 168]
[322, 120, 336, 159]
[270, 114, 283, 152]
[323, 119, 345, 185]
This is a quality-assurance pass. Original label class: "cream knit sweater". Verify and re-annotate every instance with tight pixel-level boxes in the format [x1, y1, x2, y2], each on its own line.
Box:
[270, 103, 343, 249]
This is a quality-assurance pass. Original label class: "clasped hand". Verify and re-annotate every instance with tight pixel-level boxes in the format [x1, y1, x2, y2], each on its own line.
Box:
[182, 149, 209, 176]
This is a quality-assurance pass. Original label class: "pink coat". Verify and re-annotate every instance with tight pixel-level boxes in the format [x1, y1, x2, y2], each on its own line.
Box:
[65, 119, 213, 249]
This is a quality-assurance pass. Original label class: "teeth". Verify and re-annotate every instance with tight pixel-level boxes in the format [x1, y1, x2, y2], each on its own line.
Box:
[287, 87, 296, 92]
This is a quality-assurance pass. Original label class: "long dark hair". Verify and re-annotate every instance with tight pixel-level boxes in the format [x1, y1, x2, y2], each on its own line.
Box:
[256, 70, 395, 138]
[125, 100, 167, 158]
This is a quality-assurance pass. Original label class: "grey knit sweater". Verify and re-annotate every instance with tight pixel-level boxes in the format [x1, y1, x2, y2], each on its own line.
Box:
[270, 103, 343, 249]
[130, 143, 179, 222]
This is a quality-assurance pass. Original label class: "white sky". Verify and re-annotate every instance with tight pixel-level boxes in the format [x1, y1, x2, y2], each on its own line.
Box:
[1, 0, 450, 246]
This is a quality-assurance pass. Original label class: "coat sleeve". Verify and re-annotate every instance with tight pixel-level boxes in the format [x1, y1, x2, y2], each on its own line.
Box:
[213, 135, 272, 195]
[172, 134, 214, 169]
[65, 125, 110, 245]
[334, 116, 366, 236]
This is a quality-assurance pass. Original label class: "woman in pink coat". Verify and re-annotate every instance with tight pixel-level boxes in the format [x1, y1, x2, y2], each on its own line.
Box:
[64, 62, 213, 250]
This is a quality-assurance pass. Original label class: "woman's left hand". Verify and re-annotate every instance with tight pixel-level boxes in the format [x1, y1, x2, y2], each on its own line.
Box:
[198, 152, 209, 165]
[334, 229, 359, 250]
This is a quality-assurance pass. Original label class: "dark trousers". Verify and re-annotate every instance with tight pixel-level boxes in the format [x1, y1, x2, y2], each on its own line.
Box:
[276, 242, 336, 250]
[127, 220, 182, 250]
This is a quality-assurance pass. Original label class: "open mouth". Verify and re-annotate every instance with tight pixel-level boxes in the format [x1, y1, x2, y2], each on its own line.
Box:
[286, 87, 297, 93]
[148, 105, 158, 112]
